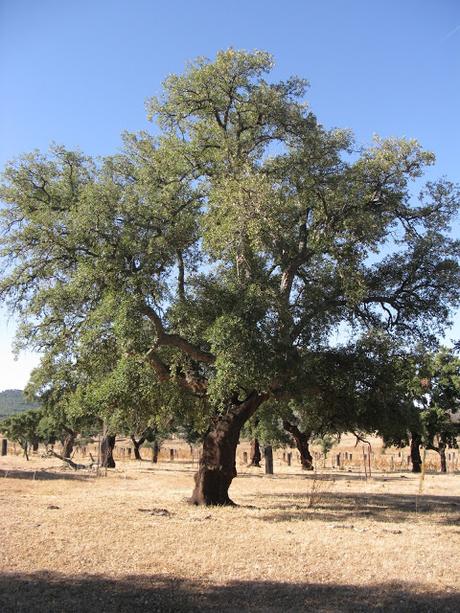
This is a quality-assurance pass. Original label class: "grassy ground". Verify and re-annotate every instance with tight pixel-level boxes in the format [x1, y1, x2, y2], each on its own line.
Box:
[0, 455, 459, 612]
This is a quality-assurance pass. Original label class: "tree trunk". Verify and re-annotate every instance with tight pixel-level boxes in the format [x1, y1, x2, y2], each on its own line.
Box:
[248, 438, 261, 467]
[439, 446, 447, 473]
[410, 433, 422, 473]
[23, 442, 29, 461]
[62, 431, 75, 459]
[101, 434, 116, 468]
[264, 445, 274, 475]
[152, 440, 160, 463]
[283, 421, 313, 470]
[191, 392, 266, 506]
[1, 439, 7, 456]
[130, 435, 146, 461]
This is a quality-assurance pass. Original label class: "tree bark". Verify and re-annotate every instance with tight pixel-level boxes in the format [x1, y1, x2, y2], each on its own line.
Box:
[410, 433, 422, 473]
[283, 421, 313, 470]
[248, 438, 262, 467]
[130, 435, 146, 461]
[191, 392, 267, 506]
[61, 431, 75, 459]
[101, 434, 116, 468]
[439, 446, 447, 473]
[264, 445, 274, 474]
[22, 442, 29, 461]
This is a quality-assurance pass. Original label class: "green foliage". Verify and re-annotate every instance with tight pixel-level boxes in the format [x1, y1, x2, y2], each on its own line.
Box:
[243, 401, 292, 448]
[81, 355, 181, 437]
[412, 347, 460, 451]
[1, 408, 43, 454]
[1, 49, 459, 438]
[313, 434, 338, 458]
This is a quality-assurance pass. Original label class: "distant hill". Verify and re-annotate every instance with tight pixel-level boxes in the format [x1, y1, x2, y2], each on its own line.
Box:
[0, 389, 38, 419]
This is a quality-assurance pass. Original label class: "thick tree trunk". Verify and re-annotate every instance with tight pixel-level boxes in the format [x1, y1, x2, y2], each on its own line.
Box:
[101, 434, 116, 468]
[439, 446, 447, 473]
[410, 433, 422, 473]
[130, 435, 146, 461]
[191, 392, 266, 506]
[248, 438, 262, 467]
[264, 445, 274, 474]
[283, 421, 313, 470]
[61, 431, 75, 459]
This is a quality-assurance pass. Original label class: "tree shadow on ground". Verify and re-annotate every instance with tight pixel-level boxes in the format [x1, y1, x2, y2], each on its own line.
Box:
[0, 572, 458, 612]
[236, 470, 419, 482]
[253, 491, 460, 525]
[0, 469, 94, 481]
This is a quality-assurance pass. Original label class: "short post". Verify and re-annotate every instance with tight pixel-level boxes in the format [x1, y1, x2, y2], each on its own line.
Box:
[286, 452, 292, 466]
[170, 448, 174, 461]
[363, 448, 368, 481]
[242, 451, 248, 464]
[367, 442, 372, 478]
[264, 445, 274, 475]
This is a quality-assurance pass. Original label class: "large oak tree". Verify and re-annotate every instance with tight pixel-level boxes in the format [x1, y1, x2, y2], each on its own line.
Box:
[1, 50, 459, 504]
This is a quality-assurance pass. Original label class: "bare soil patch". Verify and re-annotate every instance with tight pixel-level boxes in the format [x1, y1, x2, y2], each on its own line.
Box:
[0, 456, 459, 612]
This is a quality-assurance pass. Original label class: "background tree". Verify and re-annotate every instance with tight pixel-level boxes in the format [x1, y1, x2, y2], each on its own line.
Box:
[413, 348, 460, 472]
[25, 353, 101, 460]
[1, 50, 459, 504]
[244, 403, 292, 473]
[378, 346, 460, 473]
[86, 355, 178, 462]
[1, 408, 43, 460]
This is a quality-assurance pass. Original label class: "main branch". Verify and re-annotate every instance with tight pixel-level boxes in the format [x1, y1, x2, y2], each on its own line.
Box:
[142, 304, 215, 364]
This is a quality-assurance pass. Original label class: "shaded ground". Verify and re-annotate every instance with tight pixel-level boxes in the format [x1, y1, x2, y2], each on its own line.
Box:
[0, 456, 459, 612]
[1, 573, 459, 612]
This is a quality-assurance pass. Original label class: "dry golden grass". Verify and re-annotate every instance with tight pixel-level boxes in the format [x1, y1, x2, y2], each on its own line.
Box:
[0, 454, 459, 612]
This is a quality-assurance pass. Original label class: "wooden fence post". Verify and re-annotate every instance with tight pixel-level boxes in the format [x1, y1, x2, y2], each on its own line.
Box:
[264, 446, 274, 475]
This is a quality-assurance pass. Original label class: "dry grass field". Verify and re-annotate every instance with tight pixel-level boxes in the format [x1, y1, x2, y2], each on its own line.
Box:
[0, 454, 459, 612]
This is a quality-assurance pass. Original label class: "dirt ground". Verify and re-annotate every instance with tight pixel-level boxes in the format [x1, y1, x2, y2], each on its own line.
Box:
[0, 455, 459, 612]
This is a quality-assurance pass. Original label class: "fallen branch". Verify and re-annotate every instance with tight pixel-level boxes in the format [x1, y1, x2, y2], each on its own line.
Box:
[47, 449, 95, 470]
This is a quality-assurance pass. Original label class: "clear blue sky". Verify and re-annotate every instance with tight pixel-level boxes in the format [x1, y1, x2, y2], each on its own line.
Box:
[0, 0, 459, 390]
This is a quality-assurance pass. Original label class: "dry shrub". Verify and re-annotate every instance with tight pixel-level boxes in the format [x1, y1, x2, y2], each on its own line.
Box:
[306, 472, 334, 508]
